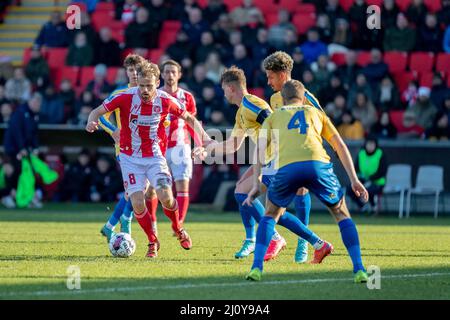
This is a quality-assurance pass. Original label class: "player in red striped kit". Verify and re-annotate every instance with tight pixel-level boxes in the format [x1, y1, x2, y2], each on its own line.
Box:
[86, 61, 211, 258]
[144, 60, 200, 237]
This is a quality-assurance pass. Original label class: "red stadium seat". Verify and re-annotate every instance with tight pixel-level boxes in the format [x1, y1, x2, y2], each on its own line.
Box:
[419, 72, 433, 88]
[95, 2, 115, 12]
[223, 0, 242, 11]
[248, 87, 264, 99]
[447, 75, 450, 87]
[424, 0, 441, 12]
[393, 71, 417, 92]
[22, 47, 32, 65]
[331, 52, 347, 66]
[356, 51, 372, 67]
[253, 0, 278, 15]
[91, 11, 116, 31]
[70, 2, 87, 12]
[409, 52, 435, 73]
[79, 66, 95, 89]
[197, 0, 208, 9]
[295, 4, 316, 14]
[111, 29, 124, 44]
[51, 66, 79, 89]
[158, 30, 178, 49]
[292, 13, 316, 35]
[265, 12, 279, 27]
[41, 154, 65, 201]
[106, 67, 119, 85]
[149, 49, 164, 64]
[277, 0, 302, 13]
[435, 53, 450, 74]
[366, 0, 383, 6]
[46, 48, 68, 69]
[384, 51, 408, 74]
[339, 0, 355, 12]
[396, 0, 412, 12]
[162, 20, 181, 32]
[389, 110, 405, 132]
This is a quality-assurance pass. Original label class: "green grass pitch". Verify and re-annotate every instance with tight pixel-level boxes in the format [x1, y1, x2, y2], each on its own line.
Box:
[0, 203, 449, 300]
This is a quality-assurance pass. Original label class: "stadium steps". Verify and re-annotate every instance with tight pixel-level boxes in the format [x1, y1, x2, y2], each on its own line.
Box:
[0, 0, 70, 66]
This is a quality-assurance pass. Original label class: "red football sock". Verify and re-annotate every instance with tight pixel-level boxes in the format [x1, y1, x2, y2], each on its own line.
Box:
[162, 200, 181, 232]
[134, 208, 157, 243]
[177, 192, 190, 224]
[145, 196, 158, 223]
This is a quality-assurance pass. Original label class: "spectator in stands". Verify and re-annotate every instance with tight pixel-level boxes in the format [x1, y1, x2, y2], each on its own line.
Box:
[362, 48, 389, 89]
[311, 54, 336, 92]
[322, 0, 347, 31]
[443, 97, 450, 120]
[291, 47, 308, 81]
[203, 0, 228, 26]
[35, 11, 69, 48]
[93, 27, 121, 67]
[352, 92, 378, 132]
[267, 9, 297, 50]
[205, 52, 226, 84]
[406, 0, 427, 27]
[349, 136, 387, 212]
[4, 68, 31, 104]
[182, 7, 210, 46]
[66, 32, 94, 67]
[229, 0, 264, 27]
[240, 8, 266, 47]
[85, 64, 112, 104]
[253, 61, 273, 99]
[348, 0, 367, 33]
[0, 102, 13, 124]
[417, 13, 443, 52]
[0, 157, 16, 208]
[125, 7, 158, 49]
[374, 76, 401, 111]
[220, 30, 243, 64]
[381, 0, 400, 28]
[113, 68, 128, 90]
[198, 85, 231, 126]
[383, 13, 416, 52]
[301, 69, 320, 95]
[325, 94, 347, 124]
[348, 73, 373, 108]
[212, 13, 234, 47]
[316, 14, 333, 44]
[371, 111, 398, 139]
[40, 85, 64, 124]
[121, 0, 141, 25]
[336, 50, 360, 90]
[424, 111, 450, 141]
[398, 110, 424, 139]
[337, 110, 365, 140]
[186, 63, 215, 98]
[145, 0, 170, 28]
[408, 86, 438, 130]
[300, 28, 328, 64]
[230, 44, 255, 86]
[438, 0, 450, 25]
[251, 28, 272, 67]
[430, 73, 449, 110]
[74, 91, 95, 125]
[198, 163, 237, 204]
[329, 18, 352, 53]
[444, 26, 450, 53]
[167, 30, 193, 63]
[25, 47, 50, 91]
[279, 29, 298, 55]
[170, 0, 201, 22]
[195, 31, 217, 63]
[59, 79, 76, 123]
[401, 80, 419, 107]
[0, 85, 8, 106]
[69, 12, 96, 46]
[59, 148, 93, 202]
[319, 73, 348, 106]
[90, 156, 122, 202]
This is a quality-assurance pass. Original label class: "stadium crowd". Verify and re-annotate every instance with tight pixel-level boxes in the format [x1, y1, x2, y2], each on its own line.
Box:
[0, 0, 449, 207]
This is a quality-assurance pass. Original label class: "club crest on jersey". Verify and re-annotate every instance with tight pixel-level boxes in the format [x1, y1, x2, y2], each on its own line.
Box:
[153, 105, 162, 114]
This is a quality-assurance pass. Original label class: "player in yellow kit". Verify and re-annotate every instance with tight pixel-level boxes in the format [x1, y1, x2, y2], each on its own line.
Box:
[245, 80, 369, 283]
[193, 67, 322, 261]
[263, 51, 324, 263]
[98, 54, 146, 241]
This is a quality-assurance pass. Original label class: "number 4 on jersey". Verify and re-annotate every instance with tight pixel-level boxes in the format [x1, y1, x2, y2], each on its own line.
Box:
[288, 110, 309, 134]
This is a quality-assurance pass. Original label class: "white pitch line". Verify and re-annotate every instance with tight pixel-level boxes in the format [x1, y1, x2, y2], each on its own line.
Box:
[2, 272, 450, 298]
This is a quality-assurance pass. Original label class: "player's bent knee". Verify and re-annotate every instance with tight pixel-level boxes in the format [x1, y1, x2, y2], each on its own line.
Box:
[296, 188, 309, 196]
[328, 198, 351, 222]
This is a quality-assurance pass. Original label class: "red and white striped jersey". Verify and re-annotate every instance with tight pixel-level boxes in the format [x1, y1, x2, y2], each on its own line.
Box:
[102, 87, 186, 158]
[164, 88, 197, 148]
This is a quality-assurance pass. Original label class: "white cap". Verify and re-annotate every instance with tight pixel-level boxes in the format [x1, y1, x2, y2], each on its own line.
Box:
[418, 86, 431, 97]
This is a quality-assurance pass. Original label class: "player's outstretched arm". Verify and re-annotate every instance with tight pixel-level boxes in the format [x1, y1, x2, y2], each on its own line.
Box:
[328, 134, 369, 203]
[85, 105, 109, 133]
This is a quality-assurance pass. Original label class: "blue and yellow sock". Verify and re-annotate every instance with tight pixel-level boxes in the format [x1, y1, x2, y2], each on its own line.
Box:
[235, 193, 256, 240]
[277, 211, 319, 244]
[106, 196, 127, 228]
[294, 193, 311, 226]
[252, 216, 276, 271]
[338, 218, 365, 273]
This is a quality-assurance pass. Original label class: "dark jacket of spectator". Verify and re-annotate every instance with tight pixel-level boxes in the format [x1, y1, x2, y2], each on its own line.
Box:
[424, 112, 450, 140]
[416, 15, 443, 52]
[371, 112, 398, 139]
[66, 32, 94, 66]
[125, 7, 159, 49]
[25, 49, 50, 89]
[93, 29, 122, 66]
[383, 14, 416, 52]
[90, 157, 122, 202]
[362, 61, 388, 88]
[40, 86, 64, 124]
[182, 8, 210, 46]
[381, 0, 400, 28]
[166, 31, 193, 62]
[374, 77, 401, 110]
[35, 12, 69, 48]
[59, 149, 93, 202]
[406, 1, 427, 26]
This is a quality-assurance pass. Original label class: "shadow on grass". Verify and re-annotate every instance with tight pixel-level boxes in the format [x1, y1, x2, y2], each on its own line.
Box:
[0, 266, 449, 300]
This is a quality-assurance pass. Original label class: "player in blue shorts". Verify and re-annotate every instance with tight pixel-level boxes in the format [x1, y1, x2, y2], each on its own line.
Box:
[245, 80, 369, 283]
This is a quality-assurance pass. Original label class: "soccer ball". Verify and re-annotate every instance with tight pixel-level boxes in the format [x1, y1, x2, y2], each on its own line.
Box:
[109, 232, 136, 258]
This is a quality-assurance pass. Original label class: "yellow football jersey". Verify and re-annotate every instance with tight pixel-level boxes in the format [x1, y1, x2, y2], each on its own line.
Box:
[261, 104, 339, 169]
[270, 90, 323, 112]
[231, 94, 272, 143]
